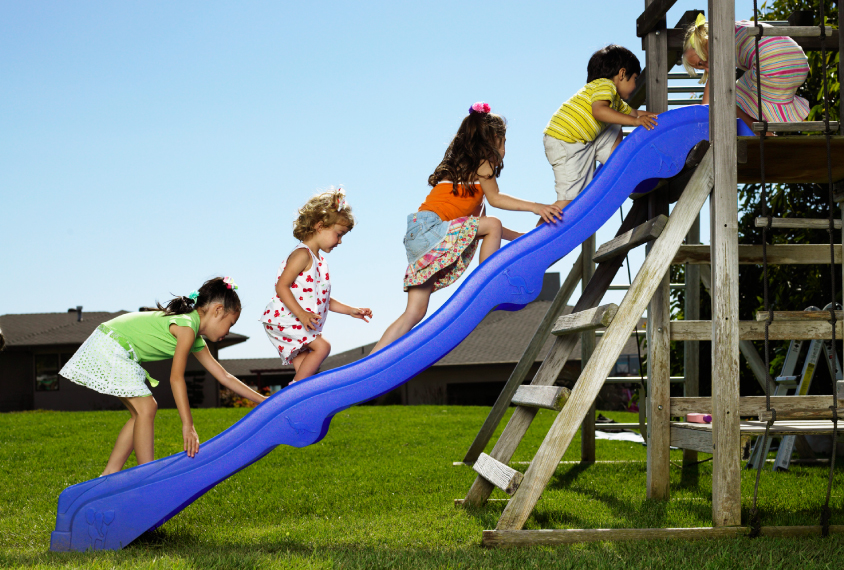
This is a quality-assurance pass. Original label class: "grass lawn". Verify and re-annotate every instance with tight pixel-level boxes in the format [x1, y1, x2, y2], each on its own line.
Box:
[1, 405, 843, 569]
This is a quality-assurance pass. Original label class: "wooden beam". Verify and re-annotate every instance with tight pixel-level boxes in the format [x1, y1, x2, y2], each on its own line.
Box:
[754, 217, 842, 230]
[675, 419, 843, 435]
[752, 121, 839, 133]
[667, 27, 840, 52]
[482, 525, 844, 546]
[551, 304, 618, 336]
[759, 407, 844, 421]
[674, 244, 843, 264]
[747, 26, 836, 38]
[671, 425, 714, 453]
[581, 235, 597, 464]
[671, 395, 836, 416]
[594, 215, 668, 262]
[473, 453, 523, 495]
[754, 310, 844, 321]
[683, 214, 701, 466]
[737, 136, 844, 184]
[636, 0, 677, 37]
[670, 320, 844, 340]
[511, 385, 570, 411]
[495, 148, 714, 530]
[461, 253, 583, 464]
[460, 200, 649, 506]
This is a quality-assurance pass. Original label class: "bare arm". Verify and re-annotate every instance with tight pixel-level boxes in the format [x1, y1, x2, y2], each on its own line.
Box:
[592, 101, 657, 130]
[193, 346, 266, 404]
[328, 298, 372, 322]
[476, 164, 562, 224]
[275, 248, 321, 331]
[169, 325, 201, 458]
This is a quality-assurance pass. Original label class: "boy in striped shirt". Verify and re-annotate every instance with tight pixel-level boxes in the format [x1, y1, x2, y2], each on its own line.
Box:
[544, 45, 658, 209]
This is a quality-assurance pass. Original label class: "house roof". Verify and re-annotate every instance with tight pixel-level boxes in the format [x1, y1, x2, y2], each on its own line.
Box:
[219, 301, 645, 377]
[0, 311, 248, 349]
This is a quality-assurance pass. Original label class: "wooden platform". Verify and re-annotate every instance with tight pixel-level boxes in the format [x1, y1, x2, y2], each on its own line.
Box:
[673, 420, 842, 435]
[737, 136, 844, 184]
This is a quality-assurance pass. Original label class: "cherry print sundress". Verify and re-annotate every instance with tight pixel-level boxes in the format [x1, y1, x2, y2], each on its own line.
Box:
[260, 243, 330, 364]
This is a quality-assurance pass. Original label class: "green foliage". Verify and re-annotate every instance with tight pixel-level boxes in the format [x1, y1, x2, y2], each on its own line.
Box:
[1, 407, 842, 569]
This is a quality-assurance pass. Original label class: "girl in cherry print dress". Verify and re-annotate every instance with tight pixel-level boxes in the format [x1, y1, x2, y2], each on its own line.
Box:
[260, 188, 372, 383]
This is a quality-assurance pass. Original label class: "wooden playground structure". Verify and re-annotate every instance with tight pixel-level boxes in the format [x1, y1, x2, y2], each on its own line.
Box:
[459, 0, 844, 545]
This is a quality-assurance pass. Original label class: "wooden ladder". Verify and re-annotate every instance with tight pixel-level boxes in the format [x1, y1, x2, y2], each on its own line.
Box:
[462, 147, 716, 533]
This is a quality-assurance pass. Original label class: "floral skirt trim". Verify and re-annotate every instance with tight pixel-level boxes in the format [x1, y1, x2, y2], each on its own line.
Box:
[403, 216, 480, 292]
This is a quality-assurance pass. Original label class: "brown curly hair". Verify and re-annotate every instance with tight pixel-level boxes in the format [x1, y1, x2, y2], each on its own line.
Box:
[293, 188, 355, 241]
[428, 110, 506, 197]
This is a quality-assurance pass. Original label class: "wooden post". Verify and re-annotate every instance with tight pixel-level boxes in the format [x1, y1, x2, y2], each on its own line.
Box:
[683, 215, 701, 466]
[708, 0, 741, 527]
[644, 0, 671, 500]
[581, 234, 597, 463]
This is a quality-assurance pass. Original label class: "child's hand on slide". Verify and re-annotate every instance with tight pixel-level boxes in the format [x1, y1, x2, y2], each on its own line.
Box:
[635, 114, 658, 130]
[351, 307, 373, 322]
[534, 203, 564, 224]
[300, 312, 322, 331]
[183, 424, 200, 458]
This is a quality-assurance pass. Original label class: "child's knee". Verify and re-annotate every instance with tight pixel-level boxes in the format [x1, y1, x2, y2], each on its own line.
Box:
[136, 397, 157, 420]
[480, 216, 502, 236]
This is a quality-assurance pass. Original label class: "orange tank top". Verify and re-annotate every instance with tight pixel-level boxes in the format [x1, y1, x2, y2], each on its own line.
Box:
[418, 181, 484, 221]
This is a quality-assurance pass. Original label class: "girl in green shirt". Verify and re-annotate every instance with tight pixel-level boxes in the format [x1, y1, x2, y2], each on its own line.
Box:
[60, 277, 266, 475]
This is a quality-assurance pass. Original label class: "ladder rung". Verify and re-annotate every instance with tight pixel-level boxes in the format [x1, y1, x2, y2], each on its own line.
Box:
[752, 121, 839, 133]
[606, 376, 684, 384]
[473, 453, 523, 495]
[667, 86, 705, 94]
[748, 25, 836, 38]
[668, 99, 703, 106]
[754, 217, 842, 230]
[511, 385, 570, 411]
[759, 407, 844, 422]
[754, 310, 844, 322]
[608, 283, 686, 290]
[594, 215, 668, 263]
[668, 72, 696, 79]
[552, 304, 618, 336]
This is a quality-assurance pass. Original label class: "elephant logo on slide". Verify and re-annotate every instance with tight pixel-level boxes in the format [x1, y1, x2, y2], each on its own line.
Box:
[86, 508, 115, 549]
[502, 270, 534, 295]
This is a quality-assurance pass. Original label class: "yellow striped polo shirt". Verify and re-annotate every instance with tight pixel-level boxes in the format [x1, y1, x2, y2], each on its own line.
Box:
[544, 78, 632, 144]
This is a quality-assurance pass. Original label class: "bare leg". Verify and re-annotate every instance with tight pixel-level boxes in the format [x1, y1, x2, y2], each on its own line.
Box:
[287, 350, 309, 384]
[476, 216, 503, 262]
[370, 280, 435, 354]
[611, 128, 624, 152]
[292, 336, 331, 381]
[736, 105, 774, 136]
[102, 395, 157, 475]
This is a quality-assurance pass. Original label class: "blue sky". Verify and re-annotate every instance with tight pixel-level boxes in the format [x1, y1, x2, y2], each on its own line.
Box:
[1, 1, 758, 359]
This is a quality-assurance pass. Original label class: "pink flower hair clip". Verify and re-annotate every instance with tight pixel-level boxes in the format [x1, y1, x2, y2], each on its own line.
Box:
[223, 276, 238, 290]
[469, 101, 491, 115]
[336, 187, 348, 212]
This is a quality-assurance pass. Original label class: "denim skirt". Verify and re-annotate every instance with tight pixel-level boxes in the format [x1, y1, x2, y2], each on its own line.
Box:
[402, 210, 480, 292]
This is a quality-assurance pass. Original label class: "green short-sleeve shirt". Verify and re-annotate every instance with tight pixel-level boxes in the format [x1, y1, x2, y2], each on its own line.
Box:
[104, 310, 206, 363]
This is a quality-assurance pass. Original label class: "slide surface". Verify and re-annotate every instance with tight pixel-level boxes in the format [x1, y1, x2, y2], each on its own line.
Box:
[50, 105, 725, 551]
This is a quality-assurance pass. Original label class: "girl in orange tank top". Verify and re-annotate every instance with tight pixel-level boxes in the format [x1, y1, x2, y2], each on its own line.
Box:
[370, 102, 563, 354]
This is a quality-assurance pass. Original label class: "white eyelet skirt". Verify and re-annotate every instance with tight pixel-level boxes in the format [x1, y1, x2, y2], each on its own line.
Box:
[59, 325, 153, 398]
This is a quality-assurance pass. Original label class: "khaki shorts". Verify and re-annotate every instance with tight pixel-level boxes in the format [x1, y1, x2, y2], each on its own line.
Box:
[544, 124, 622, 201]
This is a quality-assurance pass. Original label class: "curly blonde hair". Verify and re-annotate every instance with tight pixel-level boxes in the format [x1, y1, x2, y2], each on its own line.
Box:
[293, 188, 355, 242]
[682, 16, 709, 84]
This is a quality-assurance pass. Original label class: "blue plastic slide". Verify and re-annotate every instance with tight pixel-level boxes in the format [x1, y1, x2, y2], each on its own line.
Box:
[50, 106, 745, 551]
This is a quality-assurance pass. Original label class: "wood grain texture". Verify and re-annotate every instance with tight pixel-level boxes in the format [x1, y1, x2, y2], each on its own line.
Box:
[669, 320, 844, 340]
[581, 235, 597, 463]
[594, 215, 668, 263]
[460, 201, 648, 507]
[754, 217, 842, 230]
[461, 253, 583, 465]
[709, 0, 741, 528]
[494, 148, 714, 531]
[746, 26, 836, 38]
[673, 244, 843, 264]
[671, 426, 714, 453]
[511, 385, 571, 411]
[551, 304, 618, 336]
[473, 453, 523, 495]
[758, 407, 844, 421]
[754, 310, 844, 321]
[673, 420, 844, 435]
[736, 136, 844, 184]
[481, 525, 844, 546]
[683, 215, 701, 465]
[671, 395, 835, 416]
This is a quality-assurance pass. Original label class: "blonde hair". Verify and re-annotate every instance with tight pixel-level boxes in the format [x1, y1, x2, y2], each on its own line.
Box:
[292, 188, 355, 242]
[682, 15, 709, 85]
